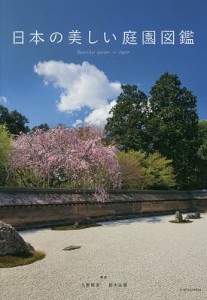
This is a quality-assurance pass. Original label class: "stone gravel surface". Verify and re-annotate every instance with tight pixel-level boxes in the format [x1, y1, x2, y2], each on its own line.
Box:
[0, 213, 207, 300]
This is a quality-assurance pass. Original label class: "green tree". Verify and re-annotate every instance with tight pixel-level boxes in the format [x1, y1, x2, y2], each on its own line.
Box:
[118, 150, 176, 190]
[196, 120, 207, 188]
[105, 85, 150, 151]
[0, 105, 29, 135]
[0, 125, 11, 185]
[32, 123, 50, 132]
[148, 73, 199, 189]
[197, 120, 207, 158]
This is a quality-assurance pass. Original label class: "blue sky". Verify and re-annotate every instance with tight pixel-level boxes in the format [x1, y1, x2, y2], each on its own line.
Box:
[0, 0, 207, 128]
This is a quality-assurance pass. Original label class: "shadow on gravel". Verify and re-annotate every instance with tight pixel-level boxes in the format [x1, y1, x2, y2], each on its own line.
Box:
[100, 215, 171, 227]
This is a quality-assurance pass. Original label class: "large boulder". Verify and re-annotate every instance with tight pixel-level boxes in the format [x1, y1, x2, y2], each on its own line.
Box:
[0, 221, 34, 256]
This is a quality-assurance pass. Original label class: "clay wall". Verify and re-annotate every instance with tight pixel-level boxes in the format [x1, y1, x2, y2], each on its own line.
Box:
[0, 188, 206, 229]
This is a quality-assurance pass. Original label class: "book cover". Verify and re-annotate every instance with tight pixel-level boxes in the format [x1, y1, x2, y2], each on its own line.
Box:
[0, 1, 207, 299]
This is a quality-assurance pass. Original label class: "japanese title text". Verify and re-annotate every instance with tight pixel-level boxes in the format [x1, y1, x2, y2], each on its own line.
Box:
[12, 29, 195, 46]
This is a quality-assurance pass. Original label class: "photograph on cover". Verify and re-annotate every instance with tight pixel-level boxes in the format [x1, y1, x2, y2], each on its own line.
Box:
[0, 0, 207, 299]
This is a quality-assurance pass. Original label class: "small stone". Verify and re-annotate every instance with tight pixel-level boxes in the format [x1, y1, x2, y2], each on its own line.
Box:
[74, 218, 95, 228]
[194, 212, 201, 218]
[185, 214, 194, 220]
[63, 246, 81, 251]
[185, 212, 201, 219]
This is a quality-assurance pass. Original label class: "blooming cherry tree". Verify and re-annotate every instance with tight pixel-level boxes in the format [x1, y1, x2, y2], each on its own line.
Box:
[9, 126, 121, 201]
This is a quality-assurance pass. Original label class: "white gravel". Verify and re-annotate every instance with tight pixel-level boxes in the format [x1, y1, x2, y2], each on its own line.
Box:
[0, 213, 207, 300]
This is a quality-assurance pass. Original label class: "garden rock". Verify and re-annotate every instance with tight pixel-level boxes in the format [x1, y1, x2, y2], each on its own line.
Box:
[194, 212, 201, 218]
[175, 211, 183, 222]
[0, 221, 34, 256]
[63, 245, 81, 251]
[74, 218, 96, 228]
[185, 212, 201, 220]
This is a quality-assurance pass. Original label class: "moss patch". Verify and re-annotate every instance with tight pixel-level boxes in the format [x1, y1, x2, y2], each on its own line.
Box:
[169, 220, 193, 224]
[0, 251, 46, 268]
[51, 224, 102, 230]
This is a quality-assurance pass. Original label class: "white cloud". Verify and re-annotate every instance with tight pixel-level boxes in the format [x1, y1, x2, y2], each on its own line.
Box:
[0, 96, 7, 103]
[73, 119, 83, 127]
[34, 60, 121, 125]
[85, 100, 116, 126]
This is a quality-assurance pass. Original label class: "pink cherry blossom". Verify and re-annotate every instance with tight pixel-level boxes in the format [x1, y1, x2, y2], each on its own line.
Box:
[9, 126, 121, 201]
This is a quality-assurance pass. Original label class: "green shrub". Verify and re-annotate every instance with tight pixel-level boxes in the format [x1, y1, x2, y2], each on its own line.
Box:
[0, 125, 11, 186]
[118, 150, 176, 190]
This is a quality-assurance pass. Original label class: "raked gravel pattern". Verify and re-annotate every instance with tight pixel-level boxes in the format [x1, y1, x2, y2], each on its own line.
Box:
[0, 213, 207, 300]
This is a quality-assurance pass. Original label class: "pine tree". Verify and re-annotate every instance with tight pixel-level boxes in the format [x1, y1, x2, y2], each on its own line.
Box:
[105, 85, 149, 151]
[148, 73, 199, 189]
